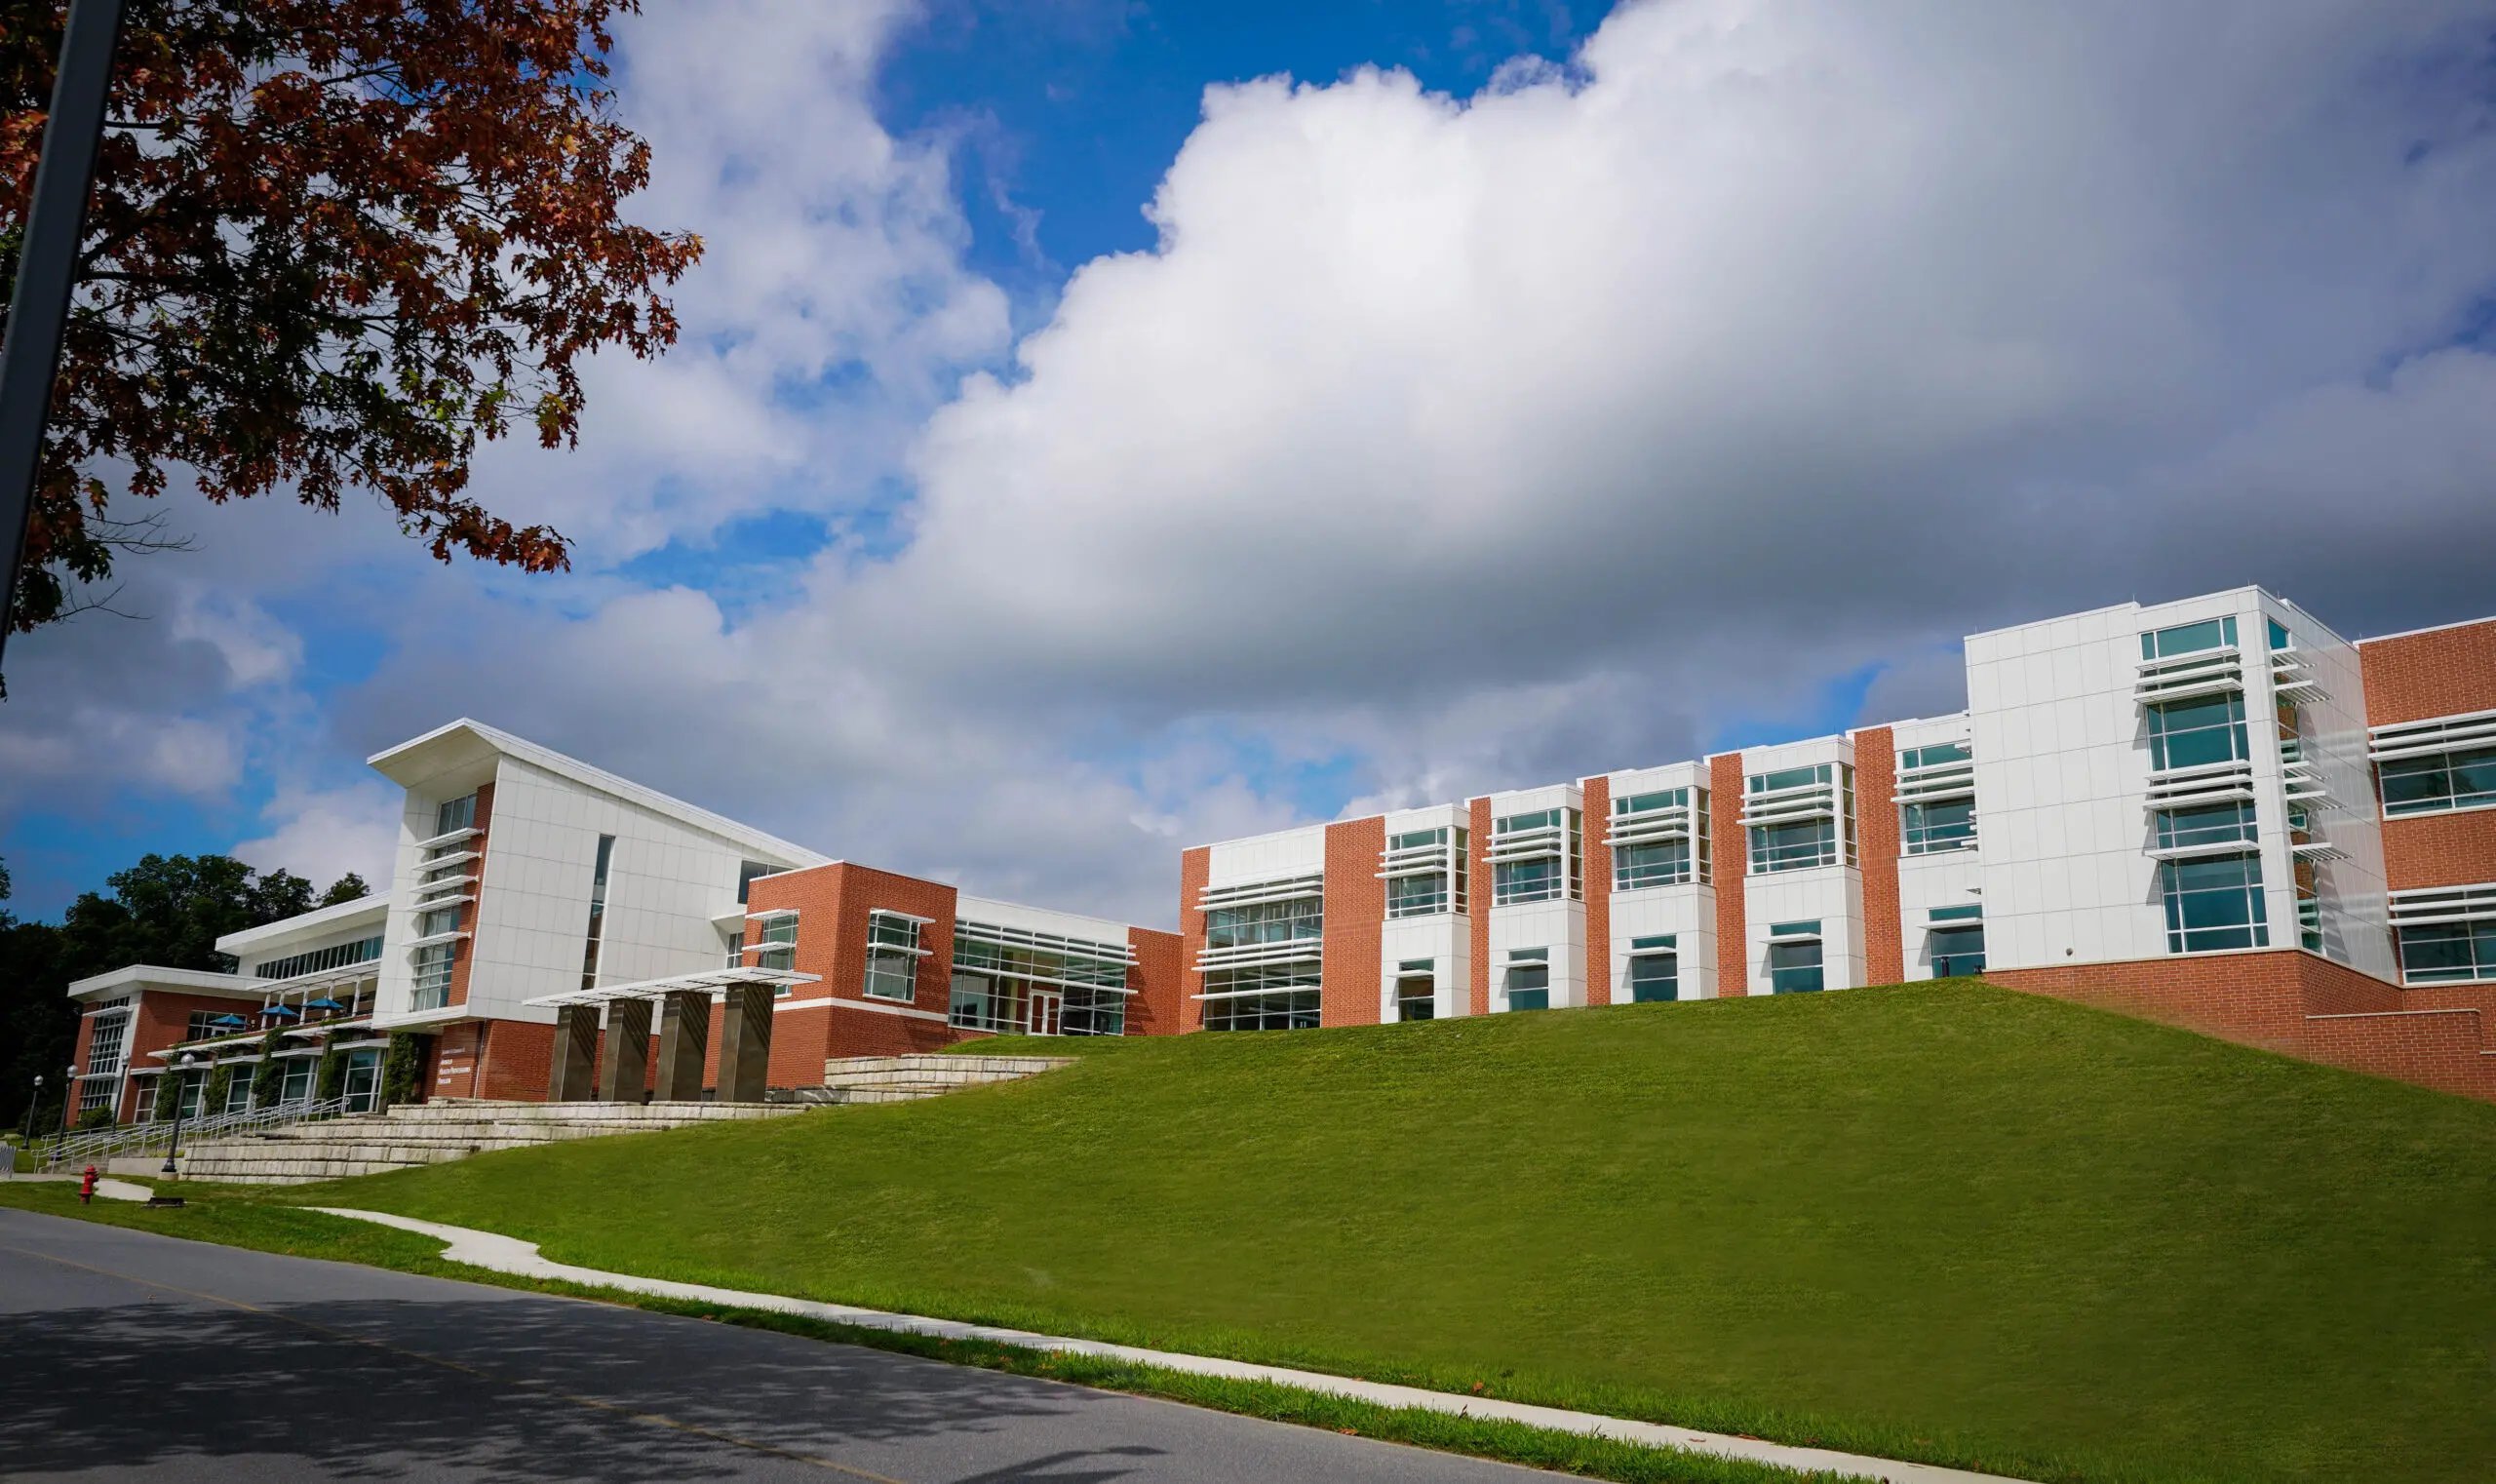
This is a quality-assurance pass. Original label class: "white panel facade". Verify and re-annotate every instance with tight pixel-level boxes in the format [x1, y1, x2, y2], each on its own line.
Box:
[1204, 826, 1327, 889]
[1486, 784, 1585, 1011]
[1734, 736, 1860, 996]
[1378, 803, 1472, 1018]
[956, 894, 1132, 946]
[1603, 761, 1715, 1000]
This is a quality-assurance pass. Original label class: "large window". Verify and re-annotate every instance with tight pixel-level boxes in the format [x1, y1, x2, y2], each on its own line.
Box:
[1929, 906, 1985, 977]
[950, 920, 1135, 1036]
[279, 1058, 315, 1104]
[434, 791, 478, 837]
[2380, 746, 2496, 817]
[411, 943, 455, 1009]
[1383, 827, 1467, 918]
[2155, 801, 2258, 851]
[1203, 962, 1321, 1031]
[1611, 788, 1705, 889]
[1503, 949, 1550, 1010]
[85, 1012, 128, 1076]
[2148, 695, 2251, 771]
[1395, 957, 1435, 1021]
[1768, 922, 1823, 994]
[1492, 808, 1580, 905]
[2141, 616, 2237, 660]
[864, 912, 923, 1002]
[579, 834, 615, 992]
[1744, 764, 1853, 874]
[183, 1011, 228, 1042]
[79, 1078, 116, 1115]
[2161, 853, 2269, 954]
[1901, 800, 1975, 854]
[2399, 921, 2496, 984]
[753, 913, 798, 971]
[1624, 936, 1677, 1002]
[254, 935, 384, 982]
[737, 859, 780, 905]
[1205, 896, 1323, 951]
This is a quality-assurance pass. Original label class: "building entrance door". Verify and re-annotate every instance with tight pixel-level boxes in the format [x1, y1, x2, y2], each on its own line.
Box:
[1029, 991, 1064, 1036]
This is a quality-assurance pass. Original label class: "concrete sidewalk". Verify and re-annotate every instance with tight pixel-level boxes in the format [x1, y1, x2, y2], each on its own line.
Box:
[317, 1206, 2029, 1484]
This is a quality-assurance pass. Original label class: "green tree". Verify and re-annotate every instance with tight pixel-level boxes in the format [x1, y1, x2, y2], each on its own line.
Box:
[321, 872, 371, 908]
[0, 853, 332, 1130]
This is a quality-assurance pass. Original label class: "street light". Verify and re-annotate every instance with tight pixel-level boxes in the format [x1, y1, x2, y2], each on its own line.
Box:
[160, 1053, 196, 1178]
[19, 1074, 40, 1144]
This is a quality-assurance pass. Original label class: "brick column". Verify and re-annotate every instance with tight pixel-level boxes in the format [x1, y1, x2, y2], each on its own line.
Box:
[1468, 797, 1493, 1015]
[1322, 817, 1385, 1027]
[1710, 754, 1749, 996]
[655, 991, 711, 1102]
[1582, 775, 1612, 1006]
[599, 998, 651, 1103]
[716, 984, 773, 1102]
[1855, 725, 1904, 984]
[1179, 847, 1210, 1033]
[548, 1005, 599, 1102]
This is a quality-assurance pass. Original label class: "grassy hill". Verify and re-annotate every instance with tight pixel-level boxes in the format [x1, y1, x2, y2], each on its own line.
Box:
[292, 982, 2496, 1483]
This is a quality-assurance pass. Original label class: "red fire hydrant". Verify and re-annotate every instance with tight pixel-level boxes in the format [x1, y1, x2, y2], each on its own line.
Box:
[79, 1165, 98, 1204]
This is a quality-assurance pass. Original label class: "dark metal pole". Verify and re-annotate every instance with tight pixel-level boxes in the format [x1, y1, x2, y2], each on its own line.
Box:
[0, 0, 126, 665]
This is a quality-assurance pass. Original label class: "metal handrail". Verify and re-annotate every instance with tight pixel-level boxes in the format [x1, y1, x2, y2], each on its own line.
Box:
[39, 1095, 357, 1169]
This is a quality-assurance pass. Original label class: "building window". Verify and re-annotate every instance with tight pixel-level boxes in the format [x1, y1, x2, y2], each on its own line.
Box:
[2399, 921, 2496, 984]
[579, 834, 615, 992]
[434, 791, 478, 837]
[737, 859, 781, 905]
[2141, 615, 2237, 660]
[1902, 800, 1975, 855]
[1204, 896, 1323, 950]
[2379, 745, 2496, 817]
[1611, 789, 1703, 889]
[2155, 801, 2258, 851]
[85, 1013, 129, 1076]
[223, 1074, 254, 1114]
[411, 943, 455, 1009]
[1202, 962, 1321, 1031]
[753, 912, 798, 972]
[279, 1058, 315, 1104]
[1625, 936, 1677, 1002]
[342, 1049, 381, 1113]
[950, 919, 1136, 1036]
[864, 912, 925, 1002]
[1503, 948, 1550, 1011]
[2147, 695, 2250, 772]
[1929, 906, 1985, 977]
[254, 935, 384, 982]
[1395, 957, 1435, 1021]
[183, 1011, 227, 1043]
[79, 1078, 116, 1114]
[2161, 853, 2269, 954]
[1384, 828, 1464, 918]
[1744, 764, 1852, 874]
[1768, 923, 1824, 994]
[1491, 808, 1580, 905]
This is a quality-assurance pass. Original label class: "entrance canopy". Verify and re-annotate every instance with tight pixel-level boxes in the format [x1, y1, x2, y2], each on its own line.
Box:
[524, 964, 818, 1010]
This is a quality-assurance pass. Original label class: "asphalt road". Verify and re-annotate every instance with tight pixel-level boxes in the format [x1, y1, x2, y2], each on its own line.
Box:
[0, 1208, 1562, 1483]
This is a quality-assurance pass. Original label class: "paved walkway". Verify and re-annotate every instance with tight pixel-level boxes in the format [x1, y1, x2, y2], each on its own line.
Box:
[319, 1207, 2028, 1484]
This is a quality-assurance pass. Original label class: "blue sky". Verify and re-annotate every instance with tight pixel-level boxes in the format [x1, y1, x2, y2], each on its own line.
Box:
[6, 0, 2494, 926]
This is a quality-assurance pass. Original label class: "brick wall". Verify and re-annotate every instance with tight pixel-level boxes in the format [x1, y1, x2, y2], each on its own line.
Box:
[1468, 798, 1493, 1016]
[1581, 775, 1612, 1006]
[1855, 726, 1904, 985]
[2358, 617, 2496, 727]
[1322, 816, 1385, 1027]
[2382, 811, 2496, 892]
[1127, 926, 1188, 1036]
[476, 1019, 556, 1101]
[1710, 755, 1748, 996]
[751, 862, 964, 1065]
[1179, 846, 1210, 1033]
[447, 780, 495, 1009]
[2302, 1008, 2496, 1102]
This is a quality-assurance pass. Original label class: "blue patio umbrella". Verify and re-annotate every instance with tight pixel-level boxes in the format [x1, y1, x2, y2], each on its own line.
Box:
[260, 1002, 300, 1019]
[207, 1013, 248, 1030]
[302, 997, 348, 1012]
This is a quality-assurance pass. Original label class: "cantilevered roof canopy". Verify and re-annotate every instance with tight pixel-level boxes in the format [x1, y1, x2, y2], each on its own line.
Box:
[523, 964, 819, 1010]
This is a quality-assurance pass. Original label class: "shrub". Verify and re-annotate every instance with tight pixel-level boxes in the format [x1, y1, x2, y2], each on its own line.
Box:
[251, 1027, 288, 1106]
[380, 1032, 432, 1108]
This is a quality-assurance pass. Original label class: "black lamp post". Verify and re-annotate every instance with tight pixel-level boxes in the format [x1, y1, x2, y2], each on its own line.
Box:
[19, 1074, 39, 1145]
[159, 1052, 196, 1177]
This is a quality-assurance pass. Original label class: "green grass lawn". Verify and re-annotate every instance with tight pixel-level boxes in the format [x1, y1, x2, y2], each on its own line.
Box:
[87, 981, 2496, 1482]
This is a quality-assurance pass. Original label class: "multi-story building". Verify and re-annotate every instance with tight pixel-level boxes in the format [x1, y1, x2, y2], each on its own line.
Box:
[1182, 587, 2496, 1100]
[64, 719, 1182, 1122]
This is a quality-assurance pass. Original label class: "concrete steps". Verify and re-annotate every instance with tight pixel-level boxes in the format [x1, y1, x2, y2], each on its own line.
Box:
[179, 1099, 803, 1184]
[800, 1054, 1077, 1105]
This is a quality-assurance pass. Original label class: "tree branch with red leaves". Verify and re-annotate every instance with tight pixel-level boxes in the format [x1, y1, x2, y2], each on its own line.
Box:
[0, 0, 701, 630]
